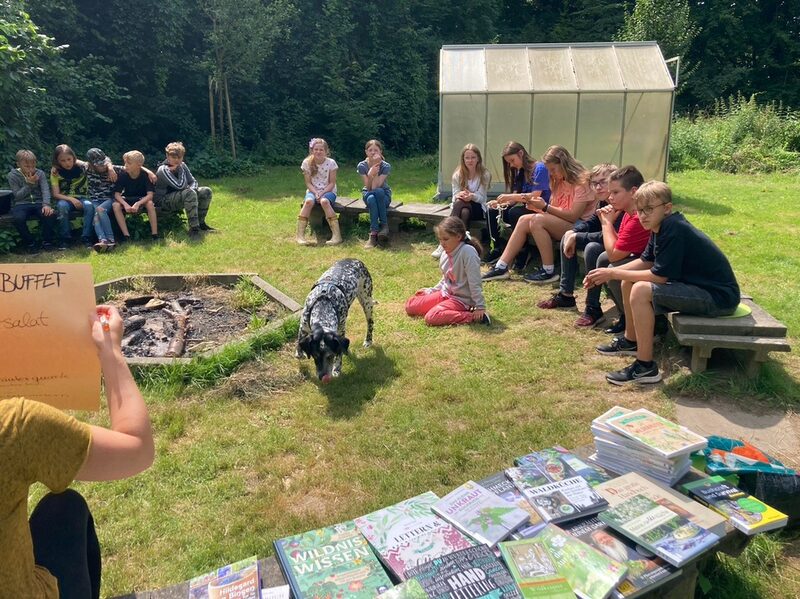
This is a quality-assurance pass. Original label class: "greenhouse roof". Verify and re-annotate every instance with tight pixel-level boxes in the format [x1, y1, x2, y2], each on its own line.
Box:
[440, 42, 675, 94]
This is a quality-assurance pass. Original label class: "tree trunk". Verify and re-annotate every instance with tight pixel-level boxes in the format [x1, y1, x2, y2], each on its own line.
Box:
[224, 74, 236, 160]
[217, 76, 225, 147]
[208, 76, 216, 143]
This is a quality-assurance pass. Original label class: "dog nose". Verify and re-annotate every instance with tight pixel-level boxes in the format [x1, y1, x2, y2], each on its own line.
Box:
[321, 374, 332, 384]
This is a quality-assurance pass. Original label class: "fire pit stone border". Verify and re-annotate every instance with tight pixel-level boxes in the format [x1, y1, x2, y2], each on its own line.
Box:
[95, 273, 302, 366]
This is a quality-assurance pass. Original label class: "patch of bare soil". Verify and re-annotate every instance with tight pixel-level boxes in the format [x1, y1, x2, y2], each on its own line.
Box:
[108, 285, 281, 358]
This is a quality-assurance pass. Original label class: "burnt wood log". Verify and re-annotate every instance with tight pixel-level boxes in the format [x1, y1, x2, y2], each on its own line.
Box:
[164, 301, 190, 358]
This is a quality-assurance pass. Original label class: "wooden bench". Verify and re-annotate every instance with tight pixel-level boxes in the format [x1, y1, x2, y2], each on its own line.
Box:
[670, 296, 791, 374]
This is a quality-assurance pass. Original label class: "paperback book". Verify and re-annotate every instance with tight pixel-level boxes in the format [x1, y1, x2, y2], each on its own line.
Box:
[379, 579, 430, 598]
[500, 524, 627, 599]
[506, 466, 608, 524]
[404, 544, 523, 599]
[599, 495, 720, 568]
[354, 491, 474, 580]
[595, 472, 727, 537]
[188, 556, 260, 599]
[432, 481, 530, 547]
[476, 471, 545, 538]
[604, 409, 707, 459]
[561, 516, 681, 599]
[591, 406, 632, 438]
[274, 520, 393, 598]
[681, 476, 789, 535]
[514, 445, 613, 487]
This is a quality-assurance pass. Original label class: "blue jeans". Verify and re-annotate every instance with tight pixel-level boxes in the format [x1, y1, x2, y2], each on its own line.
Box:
[559, 237, 604, 305]
[304, 191, 337, 204]
[363, 188, 390, 232]
[57, 198, 95, 242]
[91, 198, 115, 242]
[10, 203, 56, 245]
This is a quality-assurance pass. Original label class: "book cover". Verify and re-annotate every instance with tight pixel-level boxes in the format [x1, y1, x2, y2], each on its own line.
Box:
[498, 537, 574, 599]
[681, 476, 788, 535]
[561, 516, 680, 599]
[379, 579, 430, 598]
[274, 520, 393, 598]
[591, 406, 632, 437]
[515, 445, 613, 487]
[595, 472, 727, 537]
[477, 472, 545, 538]
[599, 495, 720, 568]
[354, 491, 474, 580]
[432, 481, 530, 547]
[502, 524, 628, 599]
[188, 556, 260, 599]
[605, 409, 707, 458]
[506, 466, 608, 524]
[404, 544, 523, 598]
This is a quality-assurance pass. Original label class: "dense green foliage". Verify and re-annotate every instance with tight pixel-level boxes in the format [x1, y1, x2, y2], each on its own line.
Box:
[1, 0, 799, 166]
[670, 95, 800, 172]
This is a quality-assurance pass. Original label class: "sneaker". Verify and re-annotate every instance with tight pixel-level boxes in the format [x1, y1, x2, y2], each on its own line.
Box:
[106, 241, 116, 251]
[188, 227, 201, 238]
[482, 265, 509, 281]
[512, 248, 530, 272]
[606, 360, 662, 385]
[575, 307, 603, 328]
[199, 222, 216, 231]
[596, 336, 638, 356]
[484, 247, 504, 265]
[537, 292, 577, 310]
[93, 240, 109, 253]
[523, 268, 559, 284]
[151, 233, 160, 241]
[57, 241, 69, 251]
[377, 224, 390, 243]
[480, 312, 492, 326]
[431, 245, 444, 259]
[604, 317, 625, 335]
[364, 234, 378, 249]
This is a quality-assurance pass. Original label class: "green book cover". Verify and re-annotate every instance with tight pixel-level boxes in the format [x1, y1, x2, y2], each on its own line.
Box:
[499, 537, 574, 598]
[274, 520, 392, 598]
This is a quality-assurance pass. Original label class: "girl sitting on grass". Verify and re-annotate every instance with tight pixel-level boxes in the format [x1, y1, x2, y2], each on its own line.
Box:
[406, 216, 490, 327]
[296, 138, 341, 246]
[432, 143, 492, 258]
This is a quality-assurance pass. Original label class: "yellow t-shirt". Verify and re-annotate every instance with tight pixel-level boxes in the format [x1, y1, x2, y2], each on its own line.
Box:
[0, 398, 91, 597]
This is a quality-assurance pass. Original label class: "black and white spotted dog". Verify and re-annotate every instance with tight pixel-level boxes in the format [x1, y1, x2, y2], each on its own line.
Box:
[296, 259, 374, 383]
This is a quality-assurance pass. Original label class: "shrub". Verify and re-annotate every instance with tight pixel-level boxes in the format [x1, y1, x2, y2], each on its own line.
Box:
[670, 94, 800, 173]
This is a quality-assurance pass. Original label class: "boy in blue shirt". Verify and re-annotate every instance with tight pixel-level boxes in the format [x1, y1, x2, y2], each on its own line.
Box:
[584, 181, 740, 385]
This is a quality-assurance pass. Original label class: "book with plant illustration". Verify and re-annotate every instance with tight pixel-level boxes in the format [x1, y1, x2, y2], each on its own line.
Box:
[354, 491, 474, 580]
[432, 481, 531, 548]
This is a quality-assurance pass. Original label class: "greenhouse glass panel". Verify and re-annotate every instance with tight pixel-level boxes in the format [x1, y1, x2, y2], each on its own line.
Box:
[485, 47, 531, 91]
[576, 93, 624, 167]
[487, 94, 532, 190]
[621, 92, 672, 180]
[571, 46, 623, 91]
[529, 47, 578, 91]
[440, 95, 487, 189]
[531, 94, 578, 158]
[614, 45, 673, 91]
[440, 48, 486, 93]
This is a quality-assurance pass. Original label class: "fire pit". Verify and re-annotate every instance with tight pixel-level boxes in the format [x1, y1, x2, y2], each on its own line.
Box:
[95, 274, 301, 366]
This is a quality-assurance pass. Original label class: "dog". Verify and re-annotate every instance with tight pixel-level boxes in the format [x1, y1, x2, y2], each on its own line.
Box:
[296, 259, 374, 383]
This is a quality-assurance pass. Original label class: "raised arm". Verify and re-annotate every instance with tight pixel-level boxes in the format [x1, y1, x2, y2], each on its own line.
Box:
[76, 305, 154, 481]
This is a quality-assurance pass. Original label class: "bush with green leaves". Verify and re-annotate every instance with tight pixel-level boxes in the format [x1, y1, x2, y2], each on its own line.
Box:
[0, 228, 19, 254]
[670, 95, 800, 173]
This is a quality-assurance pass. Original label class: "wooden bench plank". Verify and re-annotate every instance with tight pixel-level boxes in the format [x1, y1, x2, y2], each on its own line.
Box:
[673, 332, 791, 352]
[671, 298, 787, 338]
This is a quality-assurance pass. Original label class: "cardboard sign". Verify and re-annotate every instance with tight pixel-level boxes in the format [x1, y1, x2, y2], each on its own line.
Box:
[0, 263, 100, 410]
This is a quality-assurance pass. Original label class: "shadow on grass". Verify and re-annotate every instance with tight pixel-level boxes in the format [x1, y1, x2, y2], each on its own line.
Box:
[673, 193, 733, 216]
[318, 345, 399, 419]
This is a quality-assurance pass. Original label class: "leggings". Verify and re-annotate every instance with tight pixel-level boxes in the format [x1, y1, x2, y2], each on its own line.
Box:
[405, 290, 475, 326]
[30, 489, 101, 599]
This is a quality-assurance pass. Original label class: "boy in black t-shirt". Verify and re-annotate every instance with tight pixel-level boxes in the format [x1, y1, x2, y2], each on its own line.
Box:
[112, 150, 158, 241]
[583, 181, 740, 385]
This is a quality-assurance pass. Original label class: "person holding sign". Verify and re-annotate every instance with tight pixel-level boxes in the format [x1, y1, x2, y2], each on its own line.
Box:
[1, 305, 154, 597]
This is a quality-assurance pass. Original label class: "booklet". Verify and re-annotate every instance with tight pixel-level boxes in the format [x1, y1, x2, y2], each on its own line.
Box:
[604, 409, 707, 458]
[188, 556, 260, 599]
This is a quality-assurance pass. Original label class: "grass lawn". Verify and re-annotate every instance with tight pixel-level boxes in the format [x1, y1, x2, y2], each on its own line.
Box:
[8, 160, 800, 597]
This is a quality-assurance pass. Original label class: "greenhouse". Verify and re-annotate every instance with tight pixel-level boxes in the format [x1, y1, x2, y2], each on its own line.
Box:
[437, 42, 677, 197]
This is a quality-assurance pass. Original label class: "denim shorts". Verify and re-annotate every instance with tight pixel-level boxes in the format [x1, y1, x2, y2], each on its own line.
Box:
[651, 282, 736, 317]
[304, 191, 337, 204]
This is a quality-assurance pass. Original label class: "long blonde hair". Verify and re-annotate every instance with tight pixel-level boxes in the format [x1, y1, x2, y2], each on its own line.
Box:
[305, 138, 329, 177]
[542, 145, 588, 187]
[453, 144, 491, 191]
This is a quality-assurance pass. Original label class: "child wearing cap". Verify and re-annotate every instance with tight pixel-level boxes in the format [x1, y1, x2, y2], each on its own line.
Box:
[85, 148, 123, 251]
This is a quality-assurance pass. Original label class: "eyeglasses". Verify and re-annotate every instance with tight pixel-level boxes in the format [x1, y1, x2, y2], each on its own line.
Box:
[590, 180, 607, 188]
[636, 202, 667, 216]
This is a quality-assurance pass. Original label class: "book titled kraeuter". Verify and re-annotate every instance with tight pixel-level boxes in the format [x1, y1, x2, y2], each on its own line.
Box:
[506, 466, 608, 524]
[432, 481, 530, 548]
[404, 545, 523, 599]
[274, 520, 392, 598]
[354, 491, 474, 580]
[599, 495, 720, 568]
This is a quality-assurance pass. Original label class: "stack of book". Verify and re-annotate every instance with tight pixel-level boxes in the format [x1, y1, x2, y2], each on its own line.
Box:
[591, 407, 706, 486]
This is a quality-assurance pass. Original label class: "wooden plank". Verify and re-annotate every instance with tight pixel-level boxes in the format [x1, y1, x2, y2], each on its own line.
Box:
[671, 298, 787, 338]
[673, 332, 791, 353]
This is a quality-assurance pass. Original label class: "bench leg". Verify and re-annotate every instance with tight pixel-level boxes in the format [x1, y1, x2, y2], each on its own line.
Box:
[690, 346, 711, 373]
[745, 350, 767, 377]
[388, 218, 401, 235]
